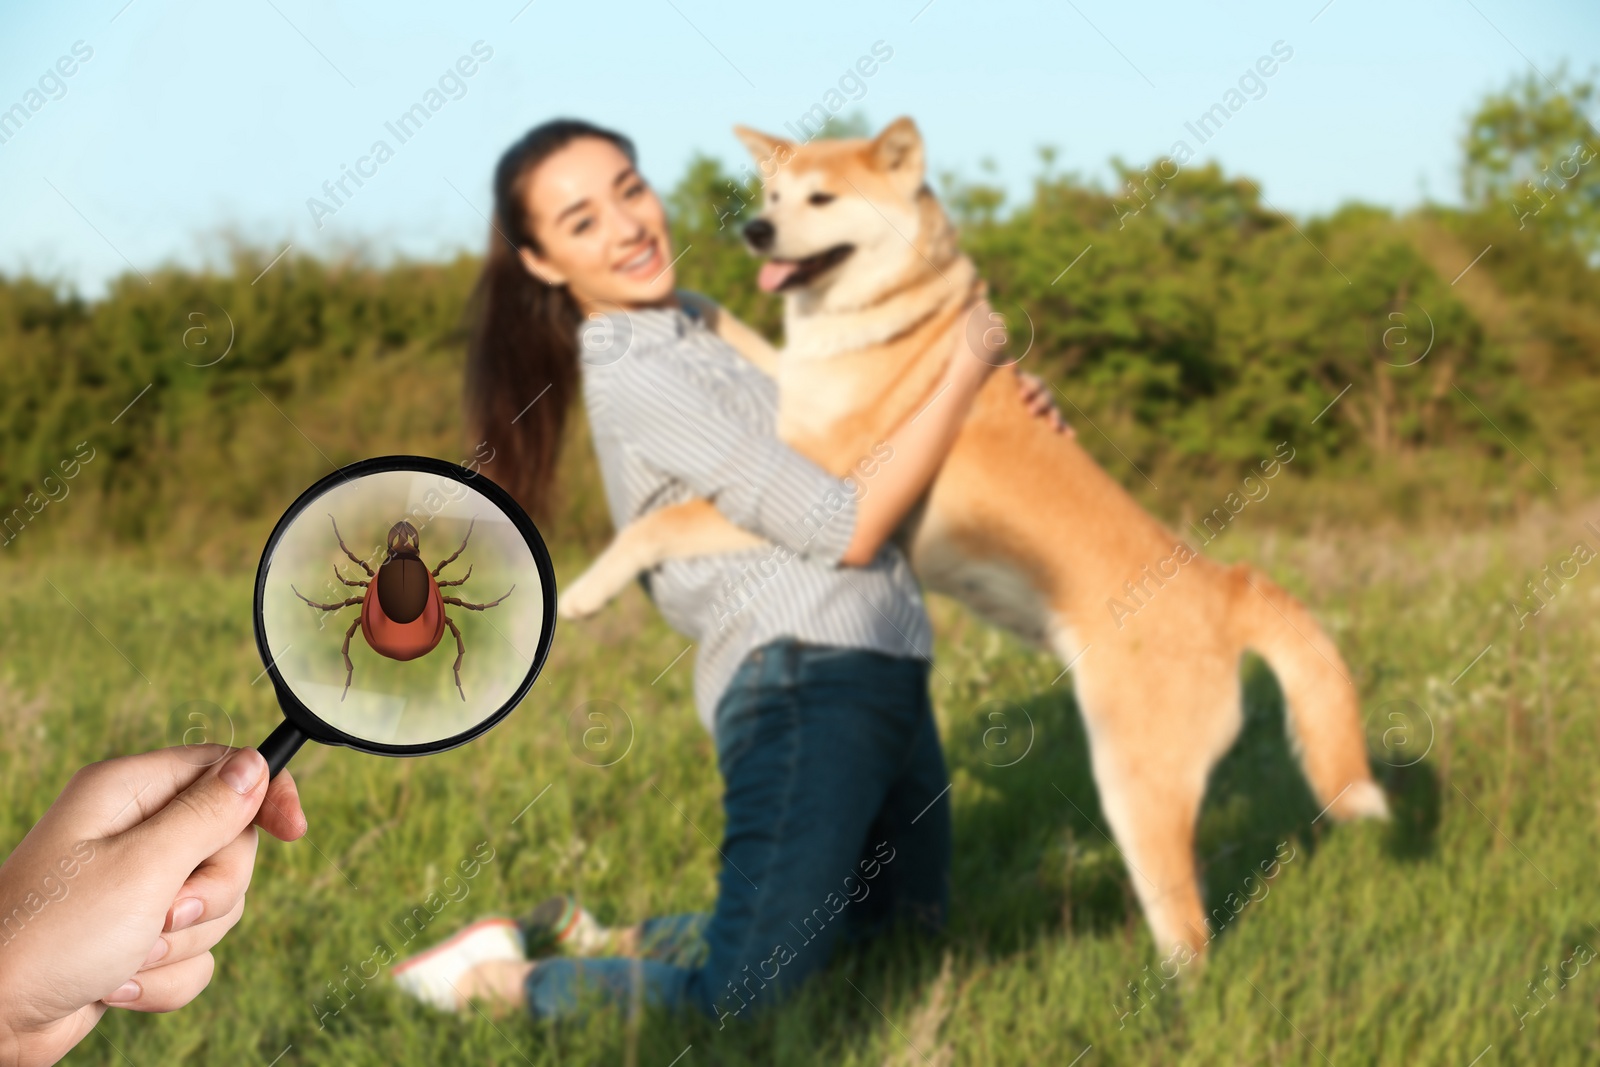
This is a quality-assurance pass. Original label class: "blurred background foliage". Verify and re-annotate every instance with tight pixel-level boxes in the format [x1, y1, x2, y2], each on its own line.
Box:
[2, 72, 1597, 568]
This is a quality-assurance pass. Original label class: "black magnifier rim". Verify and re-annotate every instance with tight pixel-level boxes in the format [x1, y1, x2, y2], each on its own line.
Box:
[252, 454, 557, 758]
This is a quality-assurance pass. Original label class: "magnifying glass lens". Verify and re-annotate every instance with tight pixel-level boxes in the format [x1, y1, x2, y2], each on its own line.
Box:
[254, 461, 553, 770]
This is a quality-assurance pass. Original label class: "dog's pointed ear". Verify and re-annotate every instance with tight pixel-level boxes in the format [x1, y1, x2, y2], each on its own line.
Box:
[734, 125, 793, 169]
[870, 117, 924, 190]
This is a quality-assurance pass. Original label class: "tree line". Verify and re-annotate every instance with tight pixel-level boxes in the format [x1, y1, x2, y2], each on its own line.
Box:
[1, 73, 1595, 559]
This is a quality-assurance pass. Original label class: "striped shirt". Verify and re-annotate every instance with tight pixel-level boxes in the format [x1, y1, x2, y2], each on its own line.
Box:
[577, 300, 933, 730]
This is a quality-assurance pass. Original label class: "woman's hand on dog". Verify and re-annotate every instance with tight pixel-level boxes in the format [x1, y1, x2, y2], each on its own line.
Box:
[1017, 372, 1074, 436]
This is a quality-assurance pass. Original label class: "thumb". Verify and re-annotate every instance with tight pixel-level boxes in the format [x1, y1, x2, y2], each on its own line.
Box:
[125, 748, 270, 874]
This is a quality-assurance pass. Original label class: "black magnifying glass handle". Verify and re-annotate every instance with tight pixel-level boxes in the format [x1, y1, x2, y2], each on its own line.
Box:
[260, 720, 308, 778]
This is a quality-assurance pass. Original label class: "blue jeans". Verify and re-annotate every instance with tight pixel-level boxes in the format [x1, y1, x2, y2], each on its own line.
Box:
[524, 639, 951, 1023]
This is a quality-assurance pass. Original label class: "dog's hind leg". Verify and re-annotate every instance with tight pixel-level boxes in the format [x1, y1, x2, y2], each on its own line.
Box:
[1090, 738, 1212, 960]
[1071, 664, 1239, 963]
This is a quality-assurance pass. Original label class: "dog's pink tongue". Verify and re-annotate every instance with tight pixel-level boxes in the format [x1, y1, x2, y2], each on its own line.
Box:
[757, 260, 798, 293]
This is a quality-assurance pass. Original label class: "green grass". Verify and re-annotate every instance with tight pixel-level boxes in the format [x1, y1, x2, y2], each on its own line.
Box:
[3, 503, 1599, 1066]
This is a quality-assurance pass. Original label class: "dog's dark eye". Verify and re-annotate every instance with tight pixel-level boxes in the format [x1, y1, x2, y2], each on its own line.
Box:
[808, 192, 836, 206]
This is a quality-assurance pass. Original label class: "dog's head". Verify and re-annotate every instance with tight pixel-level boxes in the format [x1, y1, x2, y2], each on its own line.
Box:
[733, 117, 933, 302]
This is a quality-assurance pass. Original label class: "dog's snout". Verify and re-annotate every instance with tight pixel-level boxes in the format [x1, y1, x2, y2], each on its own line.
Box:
[743, 218, 775, 252]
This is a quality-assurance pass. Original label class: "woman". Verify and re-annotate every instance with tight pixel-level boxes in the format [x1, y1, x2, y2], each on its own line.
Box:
[392, 119, 1064, 1024]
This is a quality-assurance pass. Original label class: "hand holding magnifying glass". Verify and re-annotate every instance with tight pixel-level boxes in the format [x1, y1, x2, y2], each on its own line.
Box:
[0, 461, 551, 1067]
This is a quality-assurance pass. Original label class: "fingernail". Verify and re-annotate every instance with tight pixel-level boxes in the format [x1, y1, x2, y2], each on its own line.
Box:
[219, 748, 266, 794]
[142, 937, 170, 967]
[169, 897, 205, 931]
[105, 979, 141, 1005]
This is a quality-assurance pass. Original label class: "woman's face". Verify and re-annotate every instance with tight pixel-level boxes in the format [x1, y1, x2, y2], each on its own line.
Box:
[519, 137, 676, 311]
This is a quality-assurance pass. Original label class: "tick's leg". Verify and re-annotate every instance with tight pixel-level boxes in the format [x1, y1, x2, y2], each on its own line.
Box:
[340, 616, 361, 700]
[335, 564, 369, 588]
[292, 586, 363, 612]
[437, 564, 473, 588]
[431, 517, 477, 578]
[443, 585, 514, 612]
[330, 515, 375, 577]
[444, 615, 466, 701]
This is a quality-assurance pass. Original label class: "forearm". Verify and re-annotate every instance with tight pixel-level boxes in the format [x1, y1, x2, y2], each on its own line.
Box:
[838, 372, 983, 566]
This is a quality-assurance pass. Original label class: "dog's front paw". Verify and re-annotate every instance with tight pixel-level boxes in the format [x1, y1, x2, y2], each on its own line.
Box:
[559, 570, 617, 620]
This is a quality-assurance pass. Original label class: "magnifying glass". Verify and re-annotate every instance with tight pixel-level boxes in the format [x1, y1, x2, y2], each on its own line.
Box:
[252, 456, 556, 776]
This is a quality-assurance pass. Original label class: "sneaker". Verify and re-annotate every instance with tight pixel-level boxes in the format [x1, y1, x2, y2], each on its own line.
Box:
[391, 917, 525, 1012]
[517, 896, 612, 957]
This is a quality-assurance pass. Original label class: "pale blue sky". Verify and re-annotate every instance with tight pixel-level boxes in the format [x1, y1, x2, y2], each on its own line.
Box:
[0, 0, 1593, 295]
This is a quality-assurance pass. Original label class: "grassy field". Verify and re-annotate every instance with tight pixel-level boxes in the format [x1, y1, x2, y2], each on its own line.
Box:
[2, 497, 1598, 1066]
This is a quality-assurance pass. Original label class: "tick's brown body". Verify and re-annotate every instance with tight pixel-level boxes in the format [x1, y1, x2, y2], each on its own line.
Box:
[294, 517, 513, 700]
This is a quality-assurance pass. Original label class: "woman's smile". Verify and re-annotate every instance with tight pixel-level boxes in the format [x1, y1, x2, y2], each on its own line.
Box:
[613, 237, 662, 279]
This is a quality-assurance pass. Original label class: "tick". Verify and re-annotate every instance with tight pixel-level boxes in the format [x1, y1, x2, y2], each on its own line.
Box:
[292, 515, 514, 700]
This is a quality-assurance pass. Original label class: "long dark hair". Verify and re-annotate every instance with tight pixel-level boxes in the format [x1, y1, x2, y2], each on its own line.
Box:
[465, 118, 637, 520]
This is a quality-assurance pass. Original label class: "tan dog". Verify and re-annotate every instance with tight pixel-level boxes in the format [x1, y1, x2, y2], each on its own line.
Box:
[562, 117, 1388, 958]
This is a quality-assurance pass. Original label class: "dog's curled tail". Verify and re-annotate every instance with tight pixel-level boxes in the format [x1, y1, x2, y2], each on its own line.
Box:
[1228, 563, 1390, 822]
